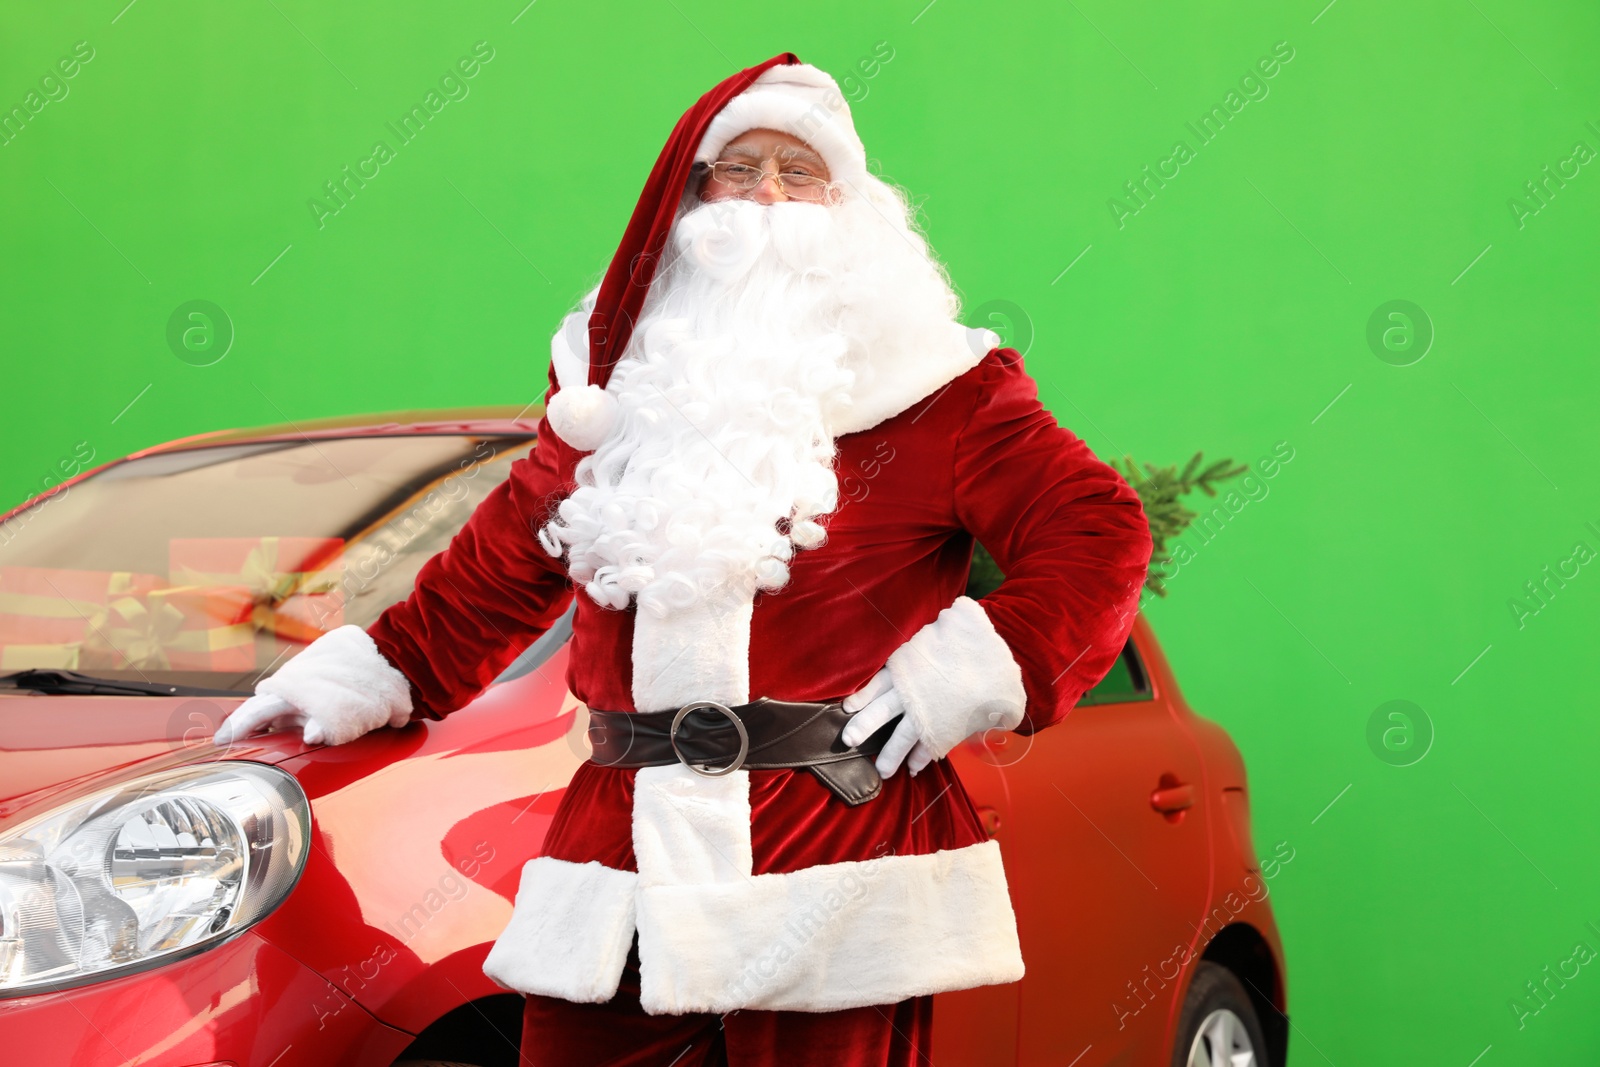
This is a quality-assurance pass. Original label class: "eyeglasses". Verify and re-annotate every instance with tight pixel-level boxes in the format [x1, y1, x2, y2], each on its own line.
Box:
[696, 160, 840, 203]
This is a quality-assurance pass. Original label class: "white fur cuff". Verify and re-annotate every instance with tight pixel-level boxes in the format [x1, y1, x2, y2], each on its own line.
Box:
[482, 857, 639, 1002]
[256, 624, 413, 746]
[885, 596, 1026, 759]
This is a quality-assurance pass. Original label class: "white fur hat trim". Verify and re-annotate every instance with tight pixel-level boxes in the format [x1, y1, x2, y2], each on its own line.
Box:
[694, 63, 869, 191]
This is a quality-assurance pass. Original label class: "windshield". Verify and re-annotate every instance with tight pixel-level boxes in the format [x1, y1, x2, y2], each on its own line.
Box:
[0, 434, 536, 693]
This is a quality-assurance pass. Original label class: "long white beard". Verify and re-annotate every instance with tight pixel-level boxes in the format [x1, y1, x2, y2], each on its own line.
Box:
[540, 188, 961, 620]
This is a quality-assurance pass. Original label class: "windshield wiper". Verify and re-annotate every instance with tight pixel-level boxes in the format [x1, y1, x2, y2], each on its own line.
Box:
[0, 670, 244, 697]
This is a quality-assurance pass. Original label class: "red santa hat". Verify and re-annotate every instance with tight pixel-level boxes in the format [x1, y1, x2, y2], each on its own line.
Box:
[544, 51, 869, 453]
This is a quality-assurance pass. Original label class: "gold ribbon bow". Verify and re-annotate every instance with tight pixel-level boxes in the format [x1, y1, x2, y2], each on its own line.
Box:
[170, 537, 341, 604]
[103, 595, 188, 672]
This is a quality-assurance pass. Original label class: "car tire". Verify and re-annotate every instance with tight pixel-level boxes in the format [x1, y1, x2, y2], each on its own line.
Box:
[1171, 961, 1271, 1067]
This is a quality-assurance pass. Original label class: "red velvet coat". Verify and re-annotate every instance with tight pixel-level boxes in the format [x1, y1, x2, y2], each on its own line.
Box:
[365, 344, 1152, 1013]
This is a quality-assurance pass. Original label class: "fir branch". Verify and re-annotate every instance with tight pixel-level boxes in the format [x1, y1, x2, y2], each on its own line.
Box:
[1111, 451, 1248, 597]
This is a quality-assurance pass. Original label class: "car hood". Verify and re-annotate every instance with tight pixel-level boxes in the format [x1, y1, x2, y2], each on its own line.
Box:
[0, 692, 320, 821]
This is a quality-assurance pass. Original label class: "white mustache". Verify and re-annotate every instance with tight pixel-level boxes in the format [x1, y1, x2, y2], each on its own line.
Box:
[673, 198, 835, 281]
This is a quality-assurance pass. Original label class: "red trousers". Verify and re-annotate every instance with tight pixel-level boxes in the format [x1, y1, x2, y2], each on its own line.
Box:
[519, 935, 933, 1066]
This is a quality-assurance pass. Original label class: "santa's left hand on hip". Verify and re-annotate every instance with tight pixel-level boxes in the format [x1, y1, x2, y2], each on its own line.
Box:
[841, 666, 937, 777]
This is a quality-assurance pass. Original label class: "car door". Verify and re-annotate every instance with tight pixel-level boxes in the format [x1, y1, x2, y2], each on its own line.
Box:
[980, 636, 1213, 1066]
[937, 743, 1021, 1064]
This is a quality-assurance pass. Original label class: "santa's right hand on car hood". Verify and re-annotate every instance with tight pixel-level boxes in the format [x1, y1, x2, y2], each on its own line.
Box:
[212, 693, 311, 745]
[212, 625, 414, 747]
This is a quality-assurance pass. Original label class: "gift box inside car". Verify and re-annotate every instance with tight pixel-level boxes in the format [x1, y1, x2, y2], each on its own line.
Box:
[0, 566, 166, 670]
[169, 536, 346, 668]
[0, 436, 532, 691]
[0, 540, 339, 676]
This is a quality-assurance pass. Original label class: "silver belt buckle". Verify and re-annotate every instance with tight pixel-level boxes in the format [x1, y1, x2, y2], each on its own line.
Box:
[669, 700, 750, 777]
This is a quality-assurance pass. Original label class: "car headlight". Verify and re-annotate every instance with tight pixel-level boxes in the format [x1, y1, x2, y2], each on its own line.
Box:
[0, 762, 310, 997]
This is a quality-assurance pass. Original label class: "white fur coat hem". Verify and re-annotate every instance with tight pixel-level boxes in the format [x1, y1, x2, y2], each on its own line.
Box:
[479, 840, 1023, 1013]
[480, 760, 1024, 1012]
[481, 857, 639, 1003]
[635, 838, 1024, 1013]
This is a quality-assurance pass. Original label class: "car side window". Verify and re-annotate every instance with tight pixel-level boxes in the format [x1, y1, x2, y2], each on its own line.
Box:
[1074, 639, 1153, 707]
[492, 599, 577, 685]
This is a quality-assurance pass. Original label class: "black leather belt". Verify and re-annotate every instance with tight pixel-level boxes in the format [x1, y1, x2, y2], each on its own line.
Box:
[585, 697, 900, 806]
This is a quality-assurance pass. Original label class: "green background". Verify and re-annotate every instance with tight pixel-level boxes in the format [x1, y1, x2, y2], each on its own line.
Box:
[4, 0, 1598, 1061]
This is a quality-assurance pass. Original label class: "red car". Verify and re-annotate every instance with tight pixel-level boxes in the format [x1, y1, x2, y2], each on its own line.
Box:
[0, 411, 1288, 1067]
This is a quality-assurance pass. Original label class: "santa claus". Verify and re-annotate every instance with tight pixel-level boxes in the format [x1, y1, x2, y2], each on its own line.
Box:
[215, 52, 1153, 1066]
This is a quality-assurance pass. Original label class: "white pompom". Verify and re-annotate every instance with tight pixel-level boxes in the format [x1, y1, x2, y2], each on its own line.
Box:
[546, 383, 619, 451]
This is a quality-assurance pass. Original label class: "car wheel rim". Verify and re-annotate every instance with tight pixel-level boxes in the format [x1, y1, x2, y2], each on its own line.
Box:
[1185, 1007, 1256, 1067]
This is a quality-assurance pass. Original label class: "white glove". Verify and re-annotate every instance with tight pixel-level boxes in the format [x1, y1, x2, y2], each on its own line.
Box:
[841, 667, 937, 778]
[212, 625, 414, 748]
[214, 693, 319, 746]
[840, 597, 1029, 780]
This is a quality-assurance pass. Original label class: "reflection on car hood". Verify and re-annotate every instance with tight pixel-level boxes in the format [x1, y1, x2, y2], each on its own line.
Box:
[0, 693, 319, 820]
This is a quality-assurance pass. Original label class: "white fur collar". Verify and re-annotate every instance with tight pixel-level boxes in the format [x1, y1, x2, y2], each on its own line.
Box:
[549, 309, 1000, 438]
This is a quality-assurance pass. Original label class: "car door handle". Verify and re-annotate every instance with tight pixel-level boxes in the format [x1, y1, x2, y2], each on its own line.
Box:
[1150, 782, 1194, 814]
